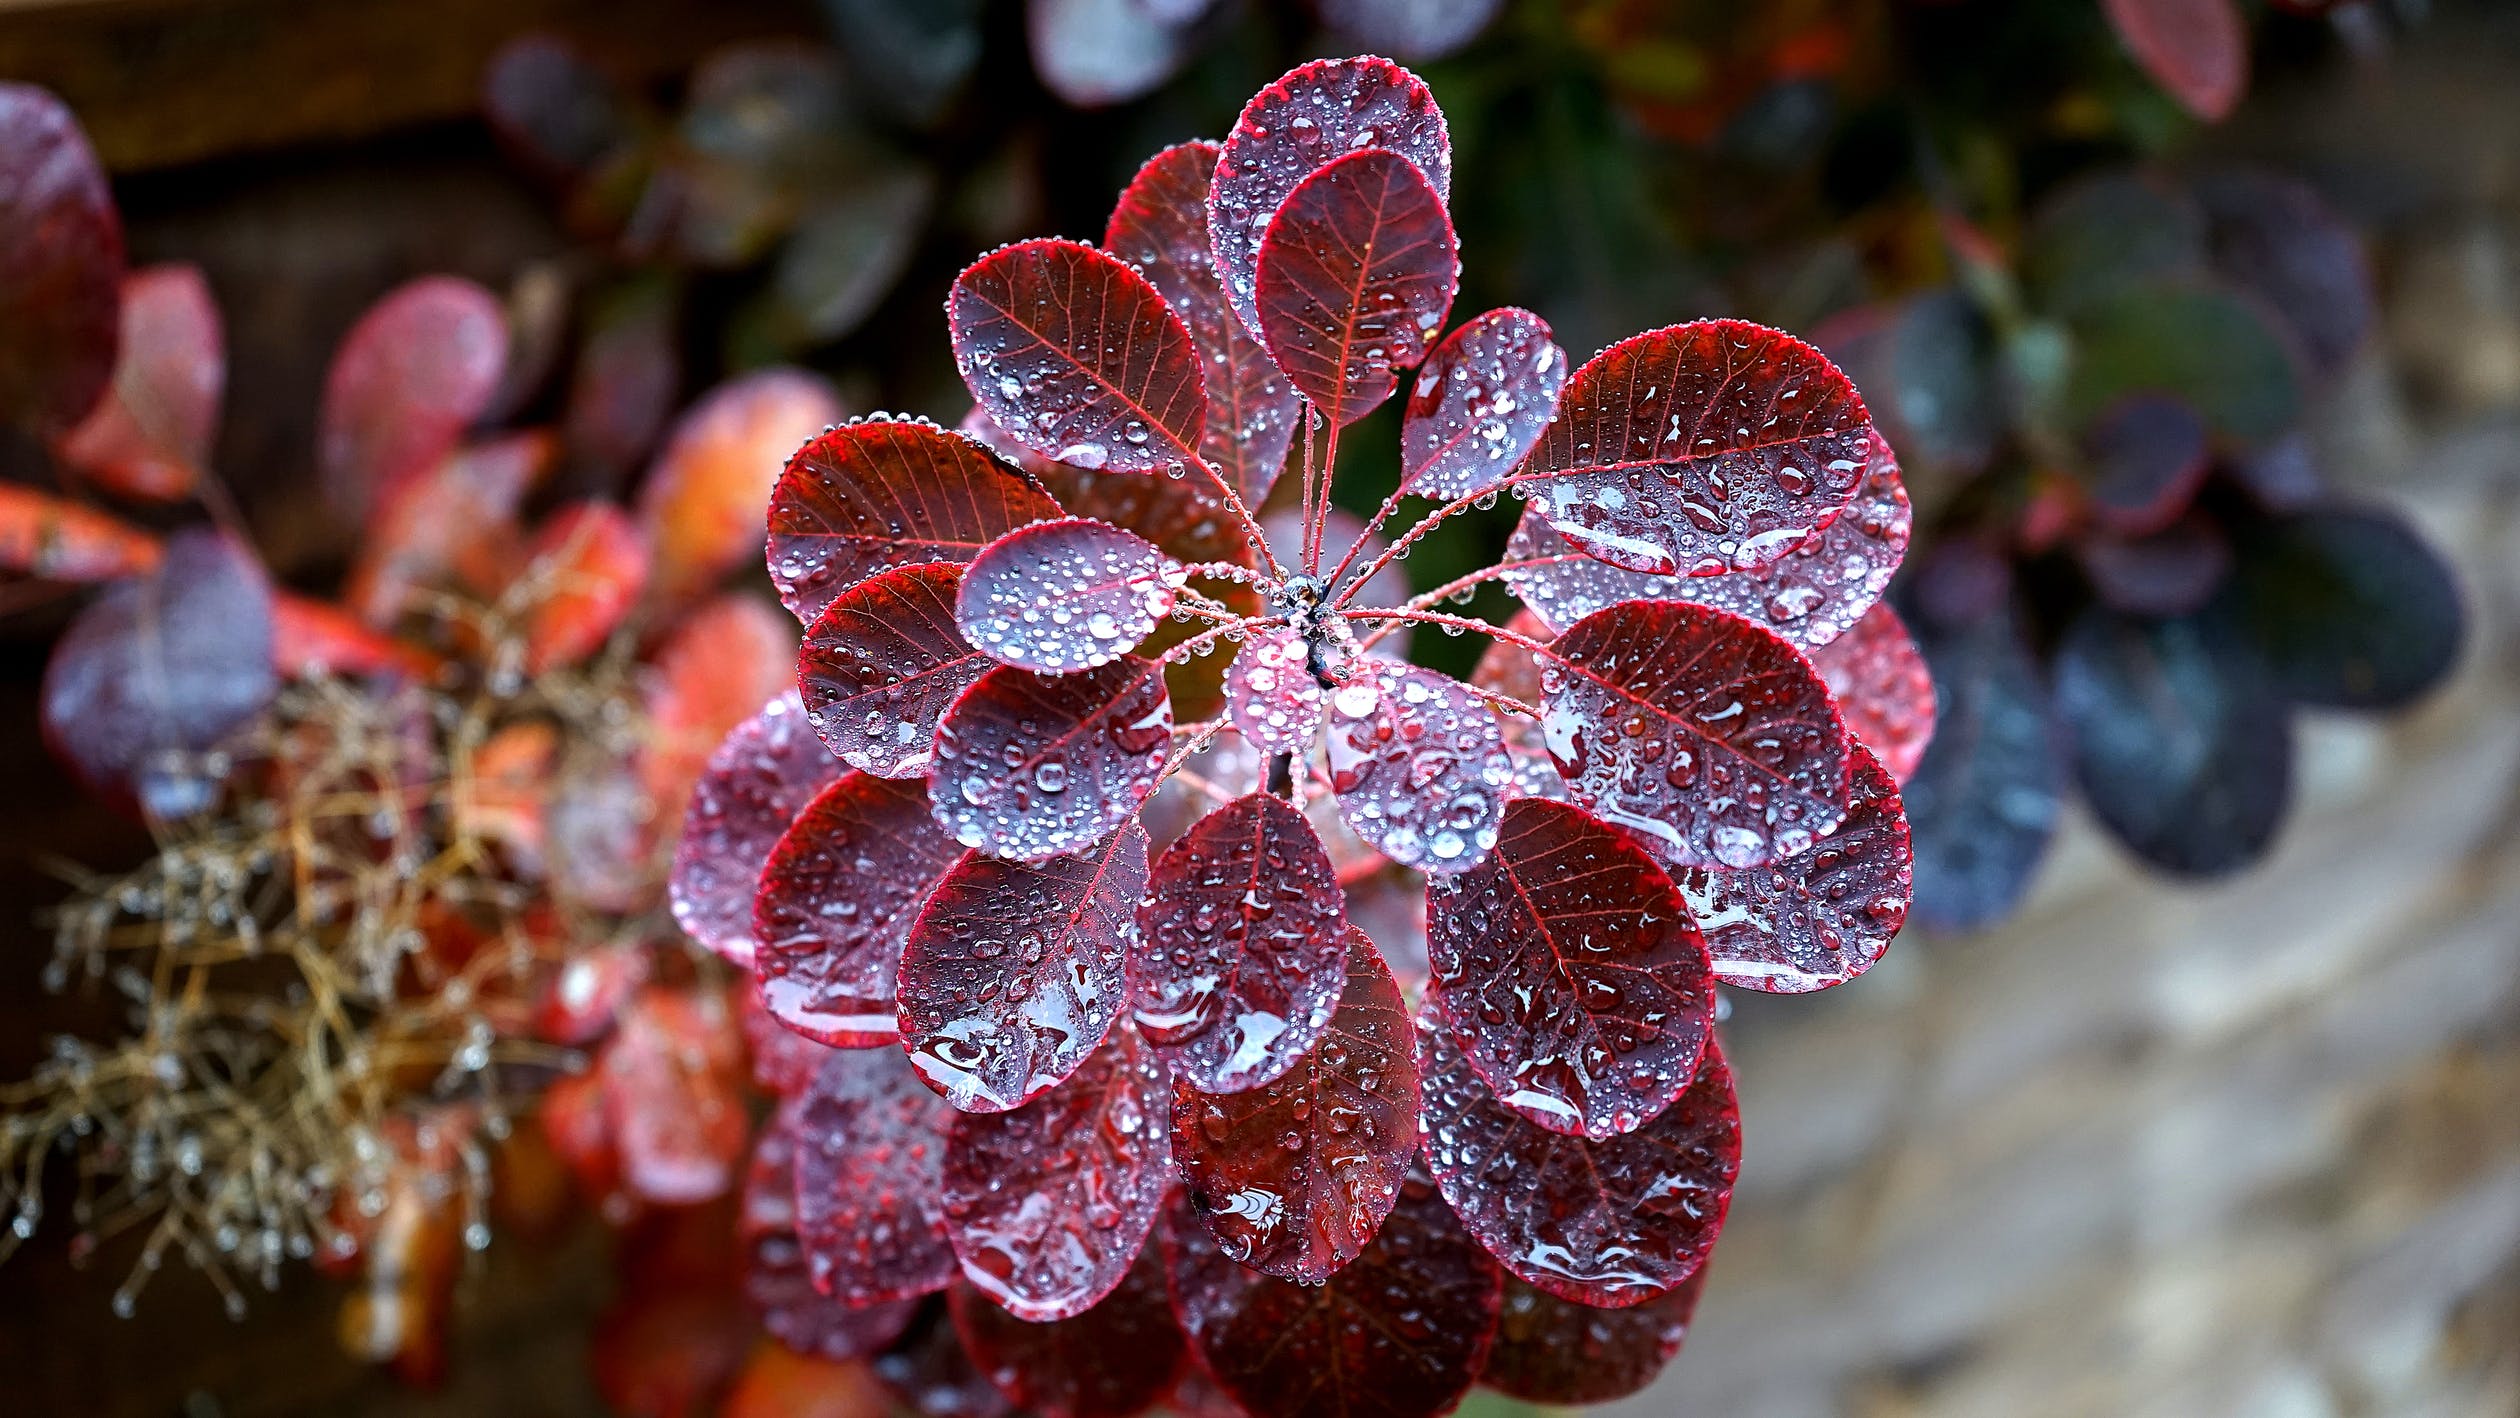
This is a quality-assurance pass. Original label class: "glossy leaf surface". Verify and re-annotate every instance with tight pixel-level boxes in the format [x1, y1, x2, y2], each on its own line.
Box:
[755, 772, 963, 1046]
[949, 1240, 1185, 1418]
[942, 1026, 1172, 1321]
[1402, 307, 1565, 499]
[0, 82, 123, 434]
[1682, 744, 1911, 993]
[1135, 792, 1348, 1093]
[1518, 320, 1872, 578]
[1172, 931, 1417, 1281]
[1540, 600, 1850, 869]
[318, 276, 508, 519]
[957, 518, 1180, 673]
[799, 562, 989, 779]
[1898, 607, 2063, 932]
[2227, 506, 2464, 710]
[56, 264, 223, 500]
[1325, 659, 1513, 874]
[1479, 1270, 1706, 1405]
[743, 1113, 923, 1361]
[636, 368, 843, 603]
[792, 1046, 959, 1305]
[1419, 1007, 1739, 1307]
[1809, 603, 1936, 782]
[897, 824, 1149, 1112]
[949, 238, 1206, 475]
[601, 987, 749, 1205]
[1223, 629, 1325, 754]
[1254, 148, 1458, 427]
[670, 691, 847, 970]
[1431, 798, 1712, 1137]
[766, 418, 1062, 623]
[929, 656, 1172, 862]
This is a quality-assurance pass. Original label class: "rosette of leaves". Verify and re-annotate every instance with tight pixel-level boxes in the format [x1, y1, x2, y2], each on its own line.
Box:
[672, 56, 1932, 1417]
[1822, 167, 2463, 930]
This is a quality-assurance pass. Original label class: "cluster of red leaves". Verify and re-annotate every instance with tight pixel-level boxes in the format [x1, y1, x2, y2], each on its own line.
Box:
[670, 56, 1931, 1418]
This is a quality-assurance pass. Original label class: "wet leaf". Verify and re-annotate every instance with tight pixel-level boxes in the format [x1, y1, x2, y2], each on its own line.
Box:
[793, 1046, 959, 1305]
[1478, 1270, 1706, 1405]
[1402, 307, 1565, 500]
[897, 824, 1149, 1112]
[767, 418, 1062, 623]
[0, 82, 123, 434]
[1429, 798, 1711, 1137]
[755, 772, 964, 1047]
[1418, 1006, 1738, 1308]
[949, 1238, 1186, 1418]
[1135, 792, 1349, 1093]
[928, 656, 1172, 862]
[1682, 743, 1911, 993]
[0, 482, 161, 583]
[1539, 600, 1851, 869]
[2102, 0, 2247, 122]
[638, 368, 844, 604]
[942, 1025, 1172, 1321]
[1897, 607, 2063, 931]
[742, 1109, 921, 1362]
[1517, 320, 1874, 577]
[55, 264, 222, 500]
[948, 238, 1206, 476]
[2080, 394, 2210, 536]
[744, 990, 836, 1097]
[671, 691, 848, 971]
[1028, 0, 1201, 109]
[1254, 148, 1459, 427]
[1172, 931, 1418, 1280]
[2227, 505, 2464, 710]
[640, 594, 798, 820]
[346, 431, 554, 623]
[1162, 1175, 1499, 1418]
[1809, 603, 1936, 782]
[1209, 56, 1452, 344]
[1325, 660, 1513, 874]
[1318, 0, 1504, 60]
[800, 562, 990, 778]
[319, 276, 509, 520]
[603, 987, 749, 1205]
[1223, 628, 1325, 754]
[517, 501, 650, 673]
[1105, 140, 1299, 507]
[42, 527, 274, 819]
[873, 1298, 1014, 1418]
[957, 518, 1180, 673]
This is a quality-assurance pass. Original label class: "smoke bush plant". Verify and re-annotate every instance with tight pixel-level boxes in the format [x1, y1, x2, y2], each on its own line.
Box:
[670, 56, 1930, 1415]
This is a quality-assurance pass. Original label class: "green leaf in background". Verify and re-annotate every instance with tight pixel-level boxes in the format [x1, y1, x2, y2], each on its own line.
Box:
[2063, 283, 2301, 444]
[2022, 171, 2205, 317]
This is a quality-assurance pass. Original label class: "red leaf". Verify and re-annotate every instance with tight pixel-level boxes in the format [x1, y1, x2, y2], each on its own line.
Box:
[591, 1204, 755, 1418]
[800, 563, 989, 780]
[1518, 319, 1874, 577]
[1541, 600, 1851, 868]
[603, 987, 749, 1205]
[1106, 140, 1300, 507]
[792, 1045, 959, 1305]
[2075, 512, 2232, 618]
[1134, 792, 1348, 1093]
[1172, 932, 1418, 1281]
[743, 1111, 921, 1361]
[0, 82, 123, 435]
[1325, 659, 1512, 874]
[1419, 1004, 1739, 1308]
[949, 1238, 1186, 1418]
[720, 1345, 893, 1418]
[671, 690, 848, 971]
[1809, 604, 1936, 783]
[1209, 57, 1452, 344]
[1162, 1174, 1499, 1418]
[755, 772, 964, 1047]
[346, 430, 554, 624]
[874, 1299, 1016, 1418]
[942, 1025, 1173, 1321]
[269, 592, 444, 682]
[897, 824, 1150, 1112]
[767, 418, 1062, 623]
[640, 593, 798, 820]
[1683, 741, 1910, 992]
[42, 527, 273, 819]
[1429, 798, 1713, 1137]
[2104, 0, 2248, 122]
[1479, 1269, 1707, 1405]
[929, 656, 1172, 862]
[948, 238, 1207, 475]
[2081, 394, 2211, 536]
[1223, 628, 1325, 754]
[1402, 306, 1564, 500]
[0, 482, 161, 583]
[1254, 148, 1457, 427]
[55, 264, 222, 500]
[637, 368, 843, 603]
[744, 990, 836, 1096]
[957, 518, 1181, 673]
[319, 276, 509, 520]
[518, 501, 650, 674]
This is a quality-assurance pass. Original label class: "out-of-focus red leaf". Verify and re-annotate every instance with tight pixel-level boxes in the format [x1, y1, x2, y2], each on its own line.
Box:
[2080, 394, 2210, 537]
[1172, 932, 1417, 1281]
[928, 656, 1172, 862]
[455, 720, 556, 874]
[792, 1045, 959, 1305]
[346, 430, 554, 624]
[799, 562, 988, 780]
[1541, 600, 1851, 869]
[1106, 140, 1299, 508]
[1419, 1006, 1739, 1308]
[743, 990, 835, 1096]
[536, 937, 646, 1046]
[602, 987, 749, 1205]
[1254, 148, 1457, 427]
[1809, 603, 1935, 782]
[1135, 792, 1348, 1093]
[41, 527, 273, 819]
[670, 690, 847, 970]
[755, 772, 963, 1047]
[1517, 319, 1873, 578]
[639, 593, 797, 819]
[948, 238, 1207, 476]
[1683, 743, 1912, 993]
[270, 592, 444, 682]
[539, 1070, 623, 1206]
[0, 82, 123, 435]
[1478, 1269, 1707, 1405]
[517, 501, 650, 673]
[1344, 860, 1431, 991]
[637, 368, 842, 603]
[742, 1111, 921, 1362]
[319, 276, 509, 520]
[54, 264, 222, 500]
[897, 824, 1148, 1112]
[1223, 628, 1324, 754]
[2103, 0, 2248, 122]
[0, 482, 161, 583]
[591, 1204, 755, 1418]
[567, 276, 682, 475]
[942, 1025, 1171, 1321]
[1209, 57, 1452, 343]
[1325, 659, 1513, 874]
[767, 418, 1063, 623]
[950, 1238, 1186, 1418]
[720, 1345, 891, 1418]
[1402, 307, 1565, 500]
[1163, 1174, 1499, 1418]
[874, 1299, 1016, 1418]
[1429, 798, 1712, 1137]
